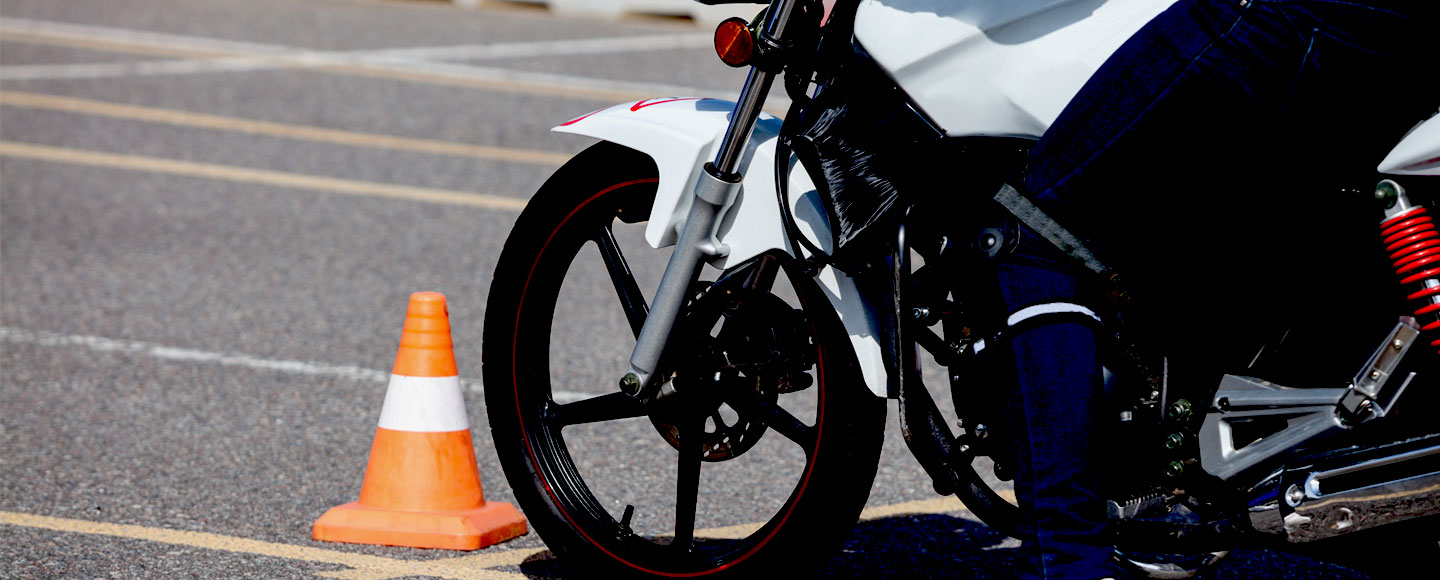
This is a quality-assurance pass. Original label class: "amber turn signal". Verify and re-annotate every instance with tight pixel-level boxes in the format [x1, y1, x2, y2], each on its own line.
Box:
[714, 17, 754, 68]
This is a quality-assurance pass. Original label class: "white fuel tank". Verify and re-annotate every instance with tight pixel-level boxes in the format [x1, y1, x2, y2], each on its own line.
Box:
[854, 0, 1175, 138]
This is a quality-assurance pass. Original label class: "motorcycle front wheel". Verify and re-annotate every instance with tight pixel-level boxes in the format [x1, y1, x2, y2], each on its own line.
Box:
[483, 142, 885, 578]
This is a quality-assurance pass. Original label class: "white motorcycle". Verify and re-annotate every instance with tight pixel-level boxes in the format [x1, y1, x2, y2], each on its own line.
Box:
[482, 0, 1440, 577]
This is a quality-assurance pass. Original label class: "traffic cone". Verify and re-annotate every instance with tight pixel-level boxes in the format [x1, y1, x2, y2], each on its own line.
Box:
[312, 292, 526, 550]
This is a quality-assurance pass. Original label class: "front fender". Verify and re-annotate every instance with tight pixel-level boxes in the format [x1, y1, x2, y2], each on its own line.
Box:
[555, 97, 811, 266]
[554, 98, 893, 397]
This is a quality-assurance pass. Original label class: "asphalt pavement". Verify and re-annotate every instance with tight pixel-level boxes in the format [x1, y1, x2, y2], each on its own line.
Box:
[0, 1, 1380, 578]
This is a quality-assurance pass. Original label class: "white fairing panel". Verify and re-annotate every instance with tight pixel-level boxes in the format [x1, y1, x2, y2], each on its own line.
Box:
[854, 0, 1175, 137]
[1380, 114, 1440, 176]
[555, 99, 892, 397]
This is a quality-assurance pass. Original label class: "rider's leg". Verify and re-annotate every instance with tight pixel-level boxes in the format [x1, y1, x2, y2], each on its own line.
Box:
[1025, 0, 1435, 233]
[1023, 0, 1436, 310]
[996, 241, 1112, 580]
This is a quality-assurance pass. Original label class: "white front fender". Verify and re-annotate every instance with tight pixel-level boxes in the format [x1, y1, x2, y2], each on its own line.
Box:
[555, 98, 893, 398]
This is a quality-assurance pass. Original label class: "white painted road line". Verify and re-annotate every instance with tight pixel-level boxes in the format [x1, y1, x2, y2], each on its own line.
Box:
[0, 17, 292, 56]
[0, 326, 603, 402]
[0, 17, 741, 104]
[0, 326, 392, 384]
[0, 57, 292, 81]
[0, 17, 711, 61]
[353, 33, 713, 61]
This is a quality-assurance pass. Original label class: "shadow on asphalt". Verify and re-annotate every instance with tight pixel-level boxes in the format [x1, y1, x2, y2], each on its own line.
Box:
[513, 514, 1020, 579]
[511, 512, 1386, 579]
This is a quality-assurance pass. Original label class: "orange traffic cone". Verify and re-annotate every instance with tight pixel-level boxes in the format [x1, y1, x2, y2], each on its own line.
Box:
[312, 292, 526, 550]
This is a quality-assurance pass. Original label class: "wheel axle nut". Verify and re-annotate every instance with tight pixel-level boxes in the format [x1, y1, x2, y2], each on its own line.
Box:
[619, 372, 642, 396]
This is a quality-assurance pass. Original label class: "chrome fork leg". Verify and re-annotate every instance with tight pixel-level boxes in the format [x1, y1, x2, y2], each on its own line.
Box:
[618, 67, 783, 397]
[618, 172, 734, 396]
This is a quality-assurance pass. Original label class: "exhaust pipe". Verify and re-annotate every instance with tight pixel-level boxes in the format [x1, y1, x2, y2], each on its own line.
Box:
[1250, 443, 1440, 542]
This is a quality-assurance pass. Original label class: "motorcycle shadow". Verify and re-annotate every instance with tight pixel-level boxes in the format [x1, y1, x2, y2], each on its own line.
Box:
[514, 513, 1377, 579]
[818, 513, 1022, 579]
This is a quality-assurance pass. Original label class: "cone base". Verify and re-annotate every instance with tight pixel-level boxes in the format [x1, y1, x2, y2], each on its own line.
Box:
[312, 500, 527, 550]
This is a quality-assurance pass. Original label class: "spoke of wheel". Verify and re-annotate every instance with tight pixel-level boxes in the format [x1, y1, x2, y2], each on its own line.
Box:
[726, 389, 815, 456]
[595, 223, 648, 338]
[545, 392, 647, 427]
[710, 409, 727, 431]
[674, 415, 704, 552]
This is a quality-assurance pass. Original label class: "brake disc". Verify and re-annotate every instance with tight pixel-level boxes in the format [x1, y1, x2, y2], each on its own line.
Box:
[648, 287, 814, 462]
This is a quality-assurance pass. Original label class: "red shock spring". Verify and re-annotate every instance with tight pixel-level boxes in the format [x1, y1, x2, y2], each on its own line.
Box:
[1380, 205, 1440, 355]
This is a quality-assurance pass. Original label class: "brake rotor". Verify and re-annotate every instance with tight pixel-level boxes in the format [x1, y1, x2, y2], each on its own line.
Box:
[649, 286, 815, 462]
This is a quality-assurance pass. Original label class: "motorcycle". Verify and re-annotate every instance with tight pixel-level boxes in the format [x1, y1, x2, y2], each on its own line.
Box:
[481, 0, 1440, 577]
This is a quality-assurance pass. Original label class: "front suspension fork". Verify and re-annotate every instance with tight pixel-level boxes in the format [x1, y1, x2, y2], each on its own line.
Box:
[618, 0, 800, 397]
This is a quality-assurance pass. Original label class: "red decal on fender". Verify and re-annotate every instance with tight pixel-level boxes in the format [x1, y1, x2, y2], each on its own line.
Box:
[559, 107, 607, 127]
[630, 97, 704, 112]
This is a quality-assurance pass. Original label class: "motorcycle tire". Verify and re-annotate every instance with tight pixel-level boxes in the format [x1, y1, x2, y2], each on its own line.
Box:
[483, 141, 886, 578]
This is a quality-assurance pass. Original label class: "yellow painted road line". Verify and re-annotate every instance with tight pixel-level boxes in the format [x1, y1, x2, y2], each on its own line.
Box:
[0, 141, 529, 212]
[0, 29, 240, 59]
[857, 494, 1015, 521]
[0, 91, 570, 166]
[610, 494, 1017, 541]
[0, 511, 533, 580]
[1, 494, 1006, 579]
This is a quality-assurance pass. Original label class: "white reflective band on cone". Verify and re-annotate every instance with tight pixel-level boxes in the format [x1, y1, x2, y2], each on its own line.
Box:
[376, 374, 470, 432]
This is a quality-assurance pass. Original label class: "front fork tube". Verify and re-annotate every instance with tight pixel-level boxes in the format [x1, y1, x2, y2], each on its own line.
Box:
[618, 68, 778, 397]
[619, 170, 737, 395]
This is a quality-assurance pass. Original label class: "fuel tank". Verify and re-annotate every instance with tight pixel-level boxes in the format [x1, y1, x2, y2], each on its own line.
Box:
[853, 0, 1175, 137]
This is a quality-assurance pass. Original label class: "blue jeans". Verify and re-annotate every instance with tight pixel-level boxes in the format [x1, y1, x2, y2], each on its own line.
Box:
[1001, 1, 1436, 578]
[998, 239, 1112, 580]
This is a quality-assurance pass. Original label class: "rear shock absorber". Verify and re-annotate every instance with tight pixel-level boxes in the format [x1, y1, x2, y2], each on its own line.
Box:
[1376, 179, 1440, 355]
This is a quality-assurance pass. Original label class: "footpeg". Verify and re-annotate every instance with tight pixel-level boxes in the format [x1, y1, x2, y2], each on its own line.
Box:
[1339, 320, 1420, 421]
